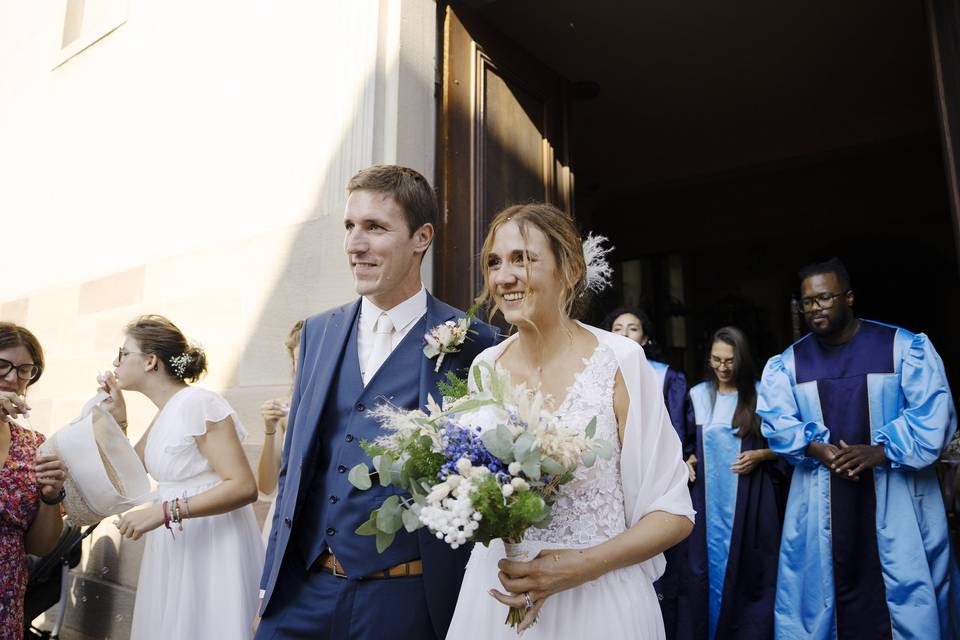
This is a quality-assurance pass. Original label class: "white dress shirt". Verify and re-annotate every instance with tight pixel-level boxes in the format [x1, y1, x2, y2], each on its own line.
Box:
[357, 286, 428, 383]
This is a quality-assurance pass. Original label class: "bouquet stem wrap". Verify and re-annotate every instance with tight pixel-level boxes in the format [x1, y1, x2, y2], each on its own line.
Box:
[503, 538, 529, 629]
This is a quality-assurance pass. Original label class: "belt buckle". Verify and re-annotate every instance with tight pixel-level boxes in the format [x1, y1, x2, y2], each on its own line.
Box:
[327, 553, 345, 578]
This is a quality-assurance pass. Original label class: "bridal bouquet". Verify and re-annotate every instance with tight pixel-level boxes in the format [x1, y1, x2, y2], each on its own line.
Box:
[348, 363, 613, 628]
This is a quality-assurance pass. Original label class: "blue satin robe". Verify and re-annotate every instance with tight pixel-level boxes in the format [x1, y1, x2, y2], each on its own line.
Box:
[688, 382, 788, 640]
[757, 320, 960, 639]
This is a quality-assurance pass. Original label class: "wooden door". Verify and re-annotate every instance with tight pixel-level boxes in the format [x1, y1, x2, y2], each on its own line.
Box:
[927, 0, 960, 272]
[437, 1, 574, 311]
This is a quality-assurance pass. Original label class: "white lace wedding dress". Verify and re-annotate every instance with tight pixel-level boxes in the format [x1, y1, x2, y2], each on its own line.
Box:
[446, 325, 694, 639]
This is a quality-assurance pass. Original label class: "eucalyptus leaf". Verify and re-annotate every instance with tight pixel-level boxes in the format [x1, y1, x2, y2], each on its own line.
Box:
[541, 456, 564, 476]
[582, 450, 597, 468]
[585, 416, 598, 439]
[355, 512, 378, 536]
[376, 454, 395, 487]
[521, 458, 541, 480]
[375, 529, 396, 553]
[481, 426, 514, 461]
[595, 440, 615, 459]
[348, 463, 373, 490]
[377, 495, 403, 534]
[397, 458, 413, 487]
[447, 398, 495, 415]
[401, 507, 422, 532]
[513, 432, 536, 462]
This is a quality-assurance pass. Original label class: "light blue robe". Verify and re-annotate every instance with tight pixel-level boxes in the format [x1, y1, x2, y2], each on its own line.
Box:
[757, 323, 960, 639]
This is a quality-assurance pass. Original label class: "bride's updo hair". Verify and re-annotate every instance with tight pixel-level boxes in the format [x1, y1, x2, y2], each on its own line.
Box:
[477, 202, 588, 320]
[125, 315, 208, 383]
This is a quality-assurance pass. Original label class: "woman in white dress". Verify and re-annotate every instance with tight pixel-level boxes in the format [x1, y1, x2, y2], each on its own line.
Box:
[99, 315, 263, 640]
[446, 204, 695, 638]
[256, 319, 302, 546]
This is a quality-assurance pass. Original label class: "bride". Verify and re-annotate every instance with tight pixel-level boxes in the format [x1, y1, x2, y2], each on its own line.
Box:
[446, 203, 695, 638]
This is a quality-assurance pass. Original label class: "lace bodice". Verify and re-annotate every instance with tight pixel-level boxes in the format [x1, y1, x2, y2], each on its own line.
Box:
[525, 343, 627, 546]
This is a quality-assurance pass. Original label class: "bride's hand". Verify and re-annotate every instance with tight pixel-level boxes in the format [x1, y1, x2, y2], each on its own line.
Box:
[490, 547, 595, 631]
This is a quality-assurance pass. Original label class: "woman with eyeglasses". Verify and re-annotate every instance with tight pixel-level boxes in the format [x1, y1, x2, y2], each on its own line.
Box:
[686, 326, 789, 640]
[0, 323, 67, 638]
[98, 315, 263, 640]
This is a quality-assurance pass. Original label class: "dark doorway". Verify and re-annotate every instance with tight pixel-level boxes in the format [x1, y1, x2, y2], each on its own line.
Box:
[440, 0, 960, 388]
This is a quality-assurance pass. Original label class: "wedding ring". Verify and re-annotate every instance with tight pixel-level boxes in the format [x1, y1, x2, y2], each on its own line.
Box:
[523, 592, 534, 610]
[553, 553, 561, 562]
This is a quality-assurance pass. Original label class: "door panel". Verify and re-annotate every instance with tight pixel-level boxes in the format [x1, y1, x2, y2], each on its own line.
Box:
[927, 0, 960, 270]
[438, 1, 573, 310]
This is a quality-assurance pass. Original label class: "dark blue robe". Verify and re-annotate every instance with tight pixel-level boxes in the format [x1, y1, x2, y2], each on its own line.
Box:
[649, 361, 697, 639]
[687, 383, 789, 640]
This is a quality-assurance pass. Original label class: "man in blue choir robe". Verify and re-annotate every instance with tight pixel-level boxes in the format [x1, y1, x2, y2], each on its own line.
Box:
[757, 257, 959, 639]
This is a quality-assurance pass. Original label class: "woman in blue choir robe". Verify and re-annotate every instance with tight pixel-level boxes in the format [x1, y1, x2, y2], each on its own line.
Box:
[688, 327, 789, 640]
[604, 306, 692, 462]
[604, 305, 695, 639]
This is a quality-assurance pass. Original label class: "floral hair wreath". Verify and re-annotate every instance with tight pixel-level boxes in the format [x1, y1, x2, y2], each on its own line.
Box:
[168, 353, 192, 379]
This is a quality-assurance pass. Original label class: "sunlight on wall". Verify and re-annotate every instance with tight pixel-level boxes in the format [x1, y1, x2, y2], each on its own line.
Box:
[0, 0, 381, 302]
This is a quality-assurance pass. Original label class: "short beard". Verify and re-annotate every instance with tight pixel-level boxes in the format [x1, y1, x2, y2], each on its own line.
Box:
[808, 308, 852, 338]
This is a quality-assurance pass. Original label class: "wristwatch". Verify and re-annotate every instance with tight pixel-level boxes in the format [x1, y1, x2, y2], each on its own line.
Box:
[40, 487, 66, 506]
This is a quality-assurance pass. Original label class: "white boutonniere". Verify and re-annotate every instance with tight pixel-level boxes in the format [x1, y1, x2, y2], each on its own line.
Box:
[423, 315, 472, 372]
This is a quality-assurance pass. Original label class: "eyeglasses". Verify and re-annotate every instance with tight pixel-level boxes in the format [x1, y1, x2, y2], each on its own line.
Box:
[800, 292, 847, 312]
[0, 358, 39, 381]
[709, 356, 735, 370]
[117, 348, 148, 362]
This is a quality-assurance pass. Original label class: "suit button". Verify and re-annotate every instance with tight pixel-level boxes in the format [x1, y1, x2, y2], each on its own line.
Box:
[345, 434, 354, 442]
[326, 527, 336, 536]
[337, 464, 347, 473]
[329, 495, 339, 504]
[355, 402, 365, 412]
[284, 517, 292, 527]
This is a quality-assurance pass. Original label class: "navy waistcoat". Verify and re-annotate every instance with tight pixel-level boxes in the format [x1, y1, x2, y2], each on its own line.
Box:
[295, 311, 425, 575]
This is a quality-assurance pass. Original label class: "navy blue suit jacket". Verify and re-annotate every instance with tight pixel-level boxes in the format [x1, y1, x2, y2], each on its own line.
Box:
[259, 293, 499, 638]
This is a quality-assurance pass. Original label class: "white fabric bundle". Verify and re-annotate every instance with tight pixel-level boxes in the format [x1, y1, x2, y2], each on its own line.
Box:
[39, 392, 153, 525]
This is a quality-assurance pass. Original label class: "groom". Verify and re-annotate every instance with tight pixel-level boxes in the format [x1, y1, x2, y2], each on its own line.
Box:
[255, 165, 499, 639]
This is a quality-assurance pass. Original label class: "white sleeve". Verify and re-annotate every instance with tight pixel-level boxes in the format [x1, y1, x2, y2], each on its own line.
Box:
[164, 388, 247, 455]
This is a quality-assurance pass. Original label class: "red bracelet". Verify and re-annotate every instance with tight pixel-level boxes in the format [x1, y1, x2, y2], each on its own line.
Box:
[161, 500, 173, 538]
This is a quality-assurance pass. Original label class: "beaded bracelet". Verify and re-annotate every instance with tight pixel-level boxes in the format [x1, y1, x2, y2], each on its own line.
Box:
[172, 498, 184, 532]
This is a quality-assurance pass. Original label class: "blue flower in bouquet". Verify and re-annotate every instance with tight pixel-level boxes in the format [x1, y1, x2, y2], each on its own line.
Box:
[438, 421, 506, 479]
